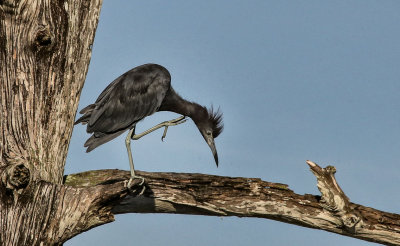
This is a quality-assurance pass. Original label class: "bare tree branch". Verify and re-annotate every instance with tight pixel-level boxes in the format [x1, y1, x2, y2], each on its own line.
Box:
[64, 162, 400, 246]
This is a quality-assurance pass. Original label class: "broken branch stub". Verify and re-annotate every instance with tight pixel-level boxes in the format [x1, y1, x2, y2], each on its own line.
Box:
[306, 160, 361, 232]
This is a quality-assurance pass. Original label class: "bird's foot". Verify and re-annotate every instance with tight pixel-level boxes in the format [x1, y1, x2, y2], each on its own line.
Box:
[126, 175, 146, 194]
[131, 116, 187, 141]
[161, 116, 187, 141]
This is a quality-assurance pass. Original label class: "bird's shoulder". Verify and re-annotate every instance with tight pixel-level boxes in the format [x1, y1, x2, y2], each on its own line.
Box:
[96, 64, 171, 104]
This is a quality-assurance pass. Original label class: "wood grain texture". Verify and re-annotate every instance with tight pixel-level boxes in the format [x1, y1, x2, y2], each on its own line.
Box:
[0, 0, 101, 183]
[0, 1, 103, 245]
[0, 179, 129, 245]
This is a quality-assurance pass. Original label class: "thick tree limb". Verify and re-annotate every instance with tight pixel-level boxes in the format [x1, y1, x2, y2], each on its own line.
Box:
[64, 162, 400, 246]
[0, 177, 130, 245]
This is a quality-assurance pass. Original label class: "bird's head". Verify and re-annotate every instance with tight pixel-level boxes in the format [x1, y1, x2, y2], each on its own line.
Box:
[193, 106, 223, 166]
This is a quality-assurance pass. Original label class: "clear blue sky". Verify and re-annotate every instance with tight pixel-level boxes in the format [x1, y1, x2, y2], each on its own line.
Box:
[66, 1, 400, 245]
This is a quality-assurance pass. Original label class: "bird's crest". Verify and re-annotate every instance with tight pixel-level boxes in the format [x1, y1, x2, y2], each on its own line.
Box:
[207, 106, 223, 138]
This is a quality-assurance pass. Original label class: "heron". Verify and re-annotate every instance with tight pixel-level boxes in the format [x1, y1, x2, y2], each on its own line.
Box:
[75, 64, 223, 188]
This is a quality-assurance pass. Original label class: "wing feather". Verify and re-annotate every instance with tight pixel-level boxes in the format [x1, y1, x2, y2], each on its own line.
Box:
[87, 74, 169, 133]
[76, 64, 171, 151]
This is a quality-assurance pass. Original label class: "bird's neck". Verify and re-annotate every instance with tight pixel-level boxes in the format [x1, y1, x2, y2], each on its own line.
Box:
[159, 88, 205, 120]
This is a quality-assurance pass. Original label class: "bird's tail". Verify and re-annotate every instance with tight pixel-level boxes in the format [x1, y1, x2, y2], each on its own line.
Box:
[74, 104, 96, 125]
[75, 103, 129, 152]
[84, 129, 126, 152]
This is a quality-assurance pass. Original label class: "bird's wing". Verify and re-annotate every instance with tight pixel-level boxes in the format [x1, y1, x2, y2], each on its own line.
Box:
[94, 72, 125, 104]
[86, 69, 170, 134]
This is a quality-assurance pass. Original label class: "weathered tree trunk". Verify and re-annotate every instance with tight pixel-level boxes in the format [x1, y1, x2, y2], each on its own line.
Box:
[0, 0, 106, 244]
[1, 1, 400, 246]
[0, 0, 101, 183]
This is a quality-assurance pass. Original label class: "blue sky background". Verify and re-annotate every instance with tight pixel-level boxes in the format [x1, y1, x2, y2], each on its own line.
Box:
[66, 1, 400, 245]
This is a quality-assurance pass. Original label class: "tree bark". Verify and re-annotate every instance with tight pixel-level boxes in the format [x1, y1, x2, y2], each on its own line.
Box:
[1, 1, 400, 246]
[64, 166, 400, 246]
[0, 0, 101, 183]
[0, 0, 104, 245]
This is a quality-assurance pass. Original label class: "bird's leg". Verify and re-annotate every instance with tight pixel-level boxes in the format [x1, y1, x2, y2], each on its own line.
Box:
[125, 126, 145, 189]
[131, 115, 187, 141]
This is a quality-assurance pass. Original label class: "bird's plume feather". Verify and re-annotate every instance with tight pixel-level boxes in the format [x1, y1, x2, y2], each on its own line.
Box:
[207, 106, 223, 138]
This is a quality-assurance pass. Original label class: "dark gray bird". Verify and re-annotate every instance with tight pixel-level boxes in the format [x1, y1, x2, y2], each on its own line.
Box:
[75, 64, 223, 186]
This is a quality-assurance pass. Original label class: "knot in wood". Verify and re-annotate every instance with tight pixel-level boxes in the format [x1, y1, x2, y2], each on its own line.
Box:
[342, 213, 361, 233]
[33, 25, 53, 52]
[325, 165, 336, 175]
[1, 163, 30, 190]
[0, 0, 18, 14]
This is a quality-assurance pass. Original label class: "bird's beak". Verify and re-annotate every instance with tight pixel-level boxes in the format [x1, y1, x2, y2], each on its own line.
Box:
[205, 135, 218, 166]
